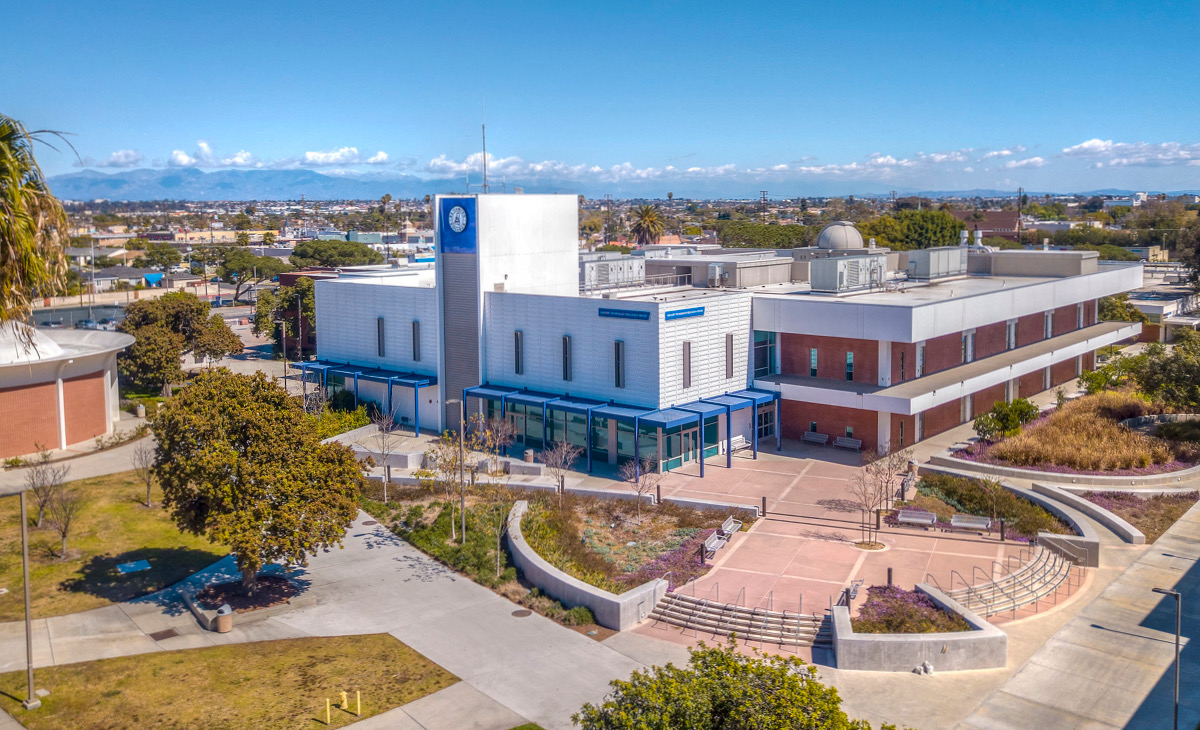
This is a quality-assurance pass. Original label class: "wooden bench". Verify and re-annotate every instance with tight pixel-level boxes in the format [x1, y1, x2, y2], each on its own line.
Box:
[833, 436, 862, 451]
[801, 431, 829, 446]
[729, 435, 751, 452]
[896, 510, 937, 529]
[950, 514, 992, 532]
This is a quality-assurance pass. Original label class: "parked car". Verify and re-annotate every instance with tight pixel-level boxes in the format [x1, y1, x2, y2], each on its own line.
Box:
[96, 318, 119, 331]
[75, 319, 99, 330]
[39, 320, 65, 329]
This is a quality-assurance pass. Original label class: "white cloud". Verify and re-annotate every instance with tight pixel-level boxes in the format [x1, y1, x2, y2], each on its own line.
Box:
[1004, 156, 1045, 169]
[304, 146, 363, 165]
[168, 149, 196, 167]
[366, 151, 389, 164]
[1060, 138, 1200, 167]
[963, 166, 974, 173]
[981, 146, 1027, 160]
[74, 149, 145, 168]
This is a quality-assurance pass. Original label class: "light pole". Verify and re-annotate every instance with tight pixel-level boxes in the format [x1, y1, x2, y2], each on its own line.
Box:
[19, 491, 40, 710]
[274, 319, 287, 391]
[1152, 587, 1182, 730]
[445, 398, 466, 543]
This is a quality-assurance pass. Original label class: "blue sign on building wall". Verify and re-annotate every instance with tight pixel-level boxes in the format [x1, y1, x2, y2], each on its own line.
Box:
[665, 306, 705, 321]
[438, 197, 478, 254]
[599, 307, 651, 321]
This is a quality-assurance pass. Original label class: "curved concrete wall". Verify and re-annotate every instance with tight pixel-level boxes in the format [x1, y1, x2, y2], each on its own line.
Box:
[928, 450, 1200, 488]
[506, 500, 667, 631]
[1031, 483, 1145, 544]
[831, 583, 1007, 672]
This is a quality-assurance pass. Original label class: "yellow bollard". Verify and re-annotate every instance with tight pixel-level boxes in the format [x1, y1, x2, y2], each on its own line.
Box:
[340, 691, 349, 710]
[356, 690, 361, 717]
[326, 698, 331, 726]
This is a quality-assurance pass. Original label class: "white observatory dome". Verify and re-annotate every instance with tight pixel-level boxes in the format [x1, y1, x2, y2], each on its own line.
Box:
[815, 221, 865, 250]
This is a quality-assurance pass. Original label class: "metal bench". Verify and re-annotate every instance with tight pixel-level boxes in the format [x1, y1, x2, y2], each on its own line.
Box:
[896, 510, 937, 529]
[719, 515, 743, 537]
[801, 431, 829, 446]
[702, 531, 726, 559]
[729, 435, 751, 452]
[950, 514, 992, 532]
[847, 579, 864, 600]
[833, 436, 862, 451]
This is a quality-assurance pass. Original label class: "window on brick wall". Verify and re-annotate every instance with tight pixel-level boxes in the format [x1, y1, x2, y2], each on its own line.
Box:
[962, 330, 976, 363]
[899, 350, 906, 381]
[753, 331, 776, 378]
[916, 343, 925, 376]
[845, 351, 854, 381]
[1077, 303, 1084, 329]
[1044, 311, 1054, 339]
[1006, 319, 1017, 350]
[810, 347, 819, 377]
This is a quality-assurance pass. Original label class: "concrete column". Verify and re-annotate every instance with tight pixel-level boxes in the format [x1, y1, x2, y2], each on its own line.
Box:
[877, 411, 891, 451]
[877, 340, 892, 386]
[55, 366, 67, 451]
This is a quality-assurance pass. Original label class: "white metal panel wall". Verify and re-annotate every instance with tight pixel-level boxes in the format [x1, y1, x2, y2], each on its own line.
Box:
[477, 194, 579, 298]
[658, 293, 752, 406]
[313, 279, 440, 373]
[483, 292, 660, 407]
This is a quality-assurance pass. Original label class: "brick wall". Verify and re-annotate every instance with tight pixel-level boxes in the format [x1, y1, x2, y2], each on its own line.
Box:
[891, 413, 916, 450]
[891, 341, 917, 383]
[1053, 304, 1079, 336]
[1051, 358, 1078, 387]
[0, 381, 59, 458]
[1016, 370, 1044, 399]
[924, 332, 963, 374]
[974, 322, 1008, 360]
[1082, 351, 1095, 371]
[1016, 313, 1044, 347]
[781, 400, 879, 451]
[922, 398, 964, 440]
[973, 383, 1008, 416]
[779, 334, 878, 384]
[63, 371, 107, 446]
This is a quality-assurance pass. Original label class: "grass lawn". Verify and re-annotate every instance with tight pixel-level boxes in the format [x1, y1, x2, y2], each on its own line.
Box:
[0, 634, 457, 729]
[0, 470, 226, 622]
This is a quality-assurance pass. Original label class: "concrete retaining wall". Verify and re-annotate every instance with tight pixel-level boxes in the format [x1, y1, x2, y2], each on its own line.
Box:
[831, 583, 1007, 672]
[507, 500, 666, 631]
[661, 496, 761, 520]
[1031, 483, 1145, 544]
[928, 450, 1200, 488]
[350, 445, 426, 470]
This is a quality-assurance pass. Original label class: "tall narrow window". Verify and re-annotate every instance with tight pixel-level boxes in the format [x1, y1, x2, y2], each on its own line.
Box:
[963, 331, 975, 363]
[562, 335, 572, 381]
[1044, 311, 1054, 339]
[916, 343, 925, 376]
[682, 341, 692, 388]
[514, 331, 524, 375]
[810, 347, 818, 377]
[845, 351, 854, 381]
[899, 420, 905, 446]
[1006, 319, 1017, 350]
[899, 351, 906, 381]
[376, 317, 385, 357]
[1076, 303, 1084, 329]
[725, 333, 734, 379]
[412, 320, 421, 361]
[614, 340, 626, 388]
[753, 331, 776, 378]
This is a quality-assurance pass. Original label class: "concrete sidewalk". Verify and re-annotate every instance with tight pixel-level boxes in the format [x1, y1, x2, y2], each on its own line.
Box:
[960, 499, 1200, 729]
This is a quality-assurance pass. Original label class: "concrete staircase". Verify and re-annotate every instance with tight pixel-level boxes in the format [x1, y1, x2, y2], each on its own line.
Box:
[649, 592, 825, 648]
[944, 544, 1075, 617]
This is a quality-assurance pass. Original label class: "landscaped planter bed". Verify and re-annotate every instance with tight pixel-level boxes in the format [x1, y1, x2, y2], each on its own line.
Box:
[1080, 490, 1200, 543]
[887, 473, 1070, 542]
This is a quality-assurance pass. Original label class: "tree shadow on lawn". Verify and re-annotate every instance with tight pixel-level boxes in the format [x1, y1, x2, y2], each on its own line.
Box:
[61, 547, 229, 616]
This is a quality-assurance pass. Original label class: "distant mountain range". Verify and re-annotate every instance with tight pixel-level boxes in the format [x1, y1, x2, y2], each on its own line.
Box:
[45, 168, 1200, 202]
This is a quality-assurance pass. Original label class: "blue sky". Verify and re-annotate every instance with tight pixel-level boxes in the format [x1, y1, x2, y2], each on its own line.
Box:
[6, 0, 1200, 195]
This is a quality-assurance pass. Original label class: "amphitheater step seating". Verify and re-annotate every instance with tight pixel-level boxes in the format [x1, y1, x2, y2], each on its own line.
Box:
[649, 592, 824, 647]
[943, 545, 1075, 617]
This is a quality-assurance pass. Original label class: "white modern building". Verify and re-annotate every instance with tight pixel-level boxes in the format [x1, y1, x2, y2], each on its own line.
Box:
[305, 195, 1142, 475]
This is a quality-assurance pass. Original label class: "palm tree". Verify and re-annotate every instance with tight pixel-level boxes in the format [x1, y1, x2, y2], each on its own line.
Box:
[630, 204, 665, 247]
[0, 114, 68, 343]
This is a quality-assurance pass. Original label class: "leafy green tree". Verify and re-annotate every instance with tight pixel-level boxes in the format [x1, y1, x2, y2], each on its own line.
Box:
[290, 239, 383, 267]
[231, 212, 253, 230]
[218, 248, 292, 302]
[235, 231, 251, 246]
[119, 291, 243, 395]
[574, 640, 891, 730]
[151, 370, 363, 593]
[972, 397, 1040, 441]
[1134, 331, 1200, 409]
[630, 204, 665, 246]
[0, 114, 69, 333]
[1098, 294, 1148, 323]
[717, 221, 817, 249]
[857, 210, 963, 250]
[252, 276, 315, 355]
[134, 241, 181, 269]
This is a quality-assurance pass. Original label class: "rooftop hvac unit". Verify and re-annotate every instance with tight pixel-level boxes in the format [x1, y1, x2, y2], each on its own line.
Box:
[708, 263, 729, 287]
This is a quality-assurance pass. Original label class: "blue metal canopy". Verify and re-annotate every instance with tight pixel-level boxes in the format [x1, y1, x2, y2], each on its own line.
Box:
[639, 408, 702, 429]
[674, 400, 726, 419]
[464, 384, 518, 400]
[290, 361, 436, 387]
[546, 395, 606, 414]
[592, 403, 653, 422]
[729, 388, 777, 405]
[505, 390, 560, 408]
[700, 394, 756, 411]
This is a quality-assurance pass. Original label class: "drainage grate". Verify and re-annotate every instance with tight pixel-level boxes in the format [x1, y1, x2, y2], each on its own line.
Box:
[149, 628, 180, 641]
[362, 520, 379, 526]
[511, 609, 532, 618]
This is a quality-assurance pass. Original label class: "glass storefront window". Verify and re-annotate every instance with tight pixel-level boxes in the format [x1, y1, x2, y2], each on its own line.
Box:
[754, 331, 777, 378]
[757, 406, 775, 439]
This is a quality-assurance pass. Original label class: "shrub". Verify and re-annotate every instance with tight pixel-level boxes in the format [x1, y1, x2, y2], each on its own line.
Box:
[972, 397, 1040, 440]
[307, 404, 371, 440]
[851, 585, 970, 634]
[1156, 420, 1200, 443]
[917, 473, 1070, 538]
[982, 391, 1181, 472]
